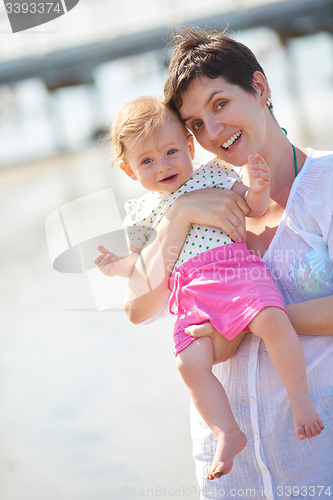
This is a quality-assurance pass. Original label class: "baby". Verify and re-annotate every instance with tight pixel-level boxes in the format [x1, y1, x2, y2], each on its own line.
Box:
[95, 96, 323, 480]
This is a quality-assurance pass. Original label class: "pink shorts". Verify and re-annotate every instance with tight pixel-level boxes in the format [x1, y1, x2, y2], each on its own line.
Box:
[169, 242, 286, 356]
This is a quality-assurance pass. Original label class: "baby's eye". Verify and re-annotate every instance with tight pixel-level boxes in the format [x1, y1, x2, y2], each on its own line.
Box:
[167, 149, 176, 155]
[142, 158, 152, 165]
[193, 121, 203, 131]
[216, 101, 226, 111]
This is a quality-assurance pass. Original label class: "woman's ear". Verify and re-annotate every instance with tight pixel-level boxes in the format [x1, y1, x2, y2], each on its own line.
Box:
[252, 71, 270, 104]
[187, 134, 195, 160]
[119, 161, 137, 180]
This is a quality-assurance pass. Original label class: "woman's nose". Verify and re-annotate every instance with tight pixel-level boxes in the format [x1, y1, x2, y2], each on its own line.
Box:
[206, 117, 223, 141]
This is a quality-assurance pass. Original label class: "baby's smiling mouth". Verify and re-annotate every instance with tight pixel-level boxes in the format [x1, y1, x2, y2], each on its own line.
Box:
[222, 131, 242, 150]
[160, 174, 178, 183]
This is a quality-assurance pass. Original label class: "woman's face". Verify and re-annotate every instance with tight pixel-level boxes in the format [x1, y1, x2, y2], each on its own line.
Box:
[178, 73, 269, 166]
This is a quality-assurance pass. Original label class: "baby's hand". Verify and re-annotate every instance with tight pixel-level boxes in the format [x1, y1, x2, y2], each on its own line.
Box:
[94, 245, 124, 277]
[248, 154, 271, 195]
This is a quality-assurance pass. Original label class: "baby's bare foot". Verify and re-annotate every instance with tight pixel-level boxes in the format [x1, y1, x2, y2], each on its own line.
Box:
[290, 393, 324, 440]
[207, 429, 247, 480]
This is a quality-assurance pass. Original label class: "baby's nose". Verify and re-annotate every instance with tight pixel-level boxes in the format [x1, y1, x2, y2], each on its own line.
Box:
[158, 160, 172, 172]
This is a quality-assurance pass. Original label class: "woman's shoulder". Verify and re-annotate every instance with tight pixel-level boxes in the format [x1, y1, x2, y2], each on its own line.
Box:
[302, 148, 333, 176]
[297, 149, 333, 193]
[291, 148, 333, 225]
[308, 148, 333, 160]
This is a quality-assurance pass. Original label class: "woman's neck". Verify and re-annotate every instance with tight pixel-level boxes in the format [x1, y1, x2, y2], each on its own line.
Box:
[242, 127, 307, 202]
[243, 128, 309, 256]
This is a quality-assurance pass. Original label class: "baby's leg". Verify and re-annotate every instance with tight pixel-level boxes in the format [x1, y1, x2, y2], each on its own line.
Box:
[176, 337, 246, 479]
[249, 308, 324, 440]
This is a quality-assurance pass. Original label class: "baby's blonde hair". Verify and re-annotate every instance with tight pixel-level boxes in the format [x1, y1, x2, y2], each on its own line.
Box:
[111, 96, 187, 164]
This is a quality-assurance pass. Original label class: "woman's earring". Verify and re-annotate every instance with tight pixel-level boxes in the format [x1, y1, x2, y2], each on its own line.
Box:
[266, 97, 273, 110]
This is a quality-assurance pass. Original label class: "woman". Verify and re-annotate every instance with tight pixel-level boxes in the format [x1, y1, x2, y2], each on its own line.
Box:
[124, 28, 333, 499]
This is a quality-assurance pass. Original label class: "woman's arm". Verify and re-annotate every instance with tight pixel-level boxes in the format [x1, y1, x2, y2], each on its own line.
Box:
[285, 295, 333, 336]
[186, 295, 333, 365]
[124, 188, 249, 324]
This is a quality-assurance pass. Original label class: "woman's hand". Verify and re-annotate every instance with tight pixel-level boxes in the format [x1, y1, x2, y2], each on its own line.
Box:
[185, 322, 248, 364]
[124, 186, 249, 324]
[175, 188, 249, 243]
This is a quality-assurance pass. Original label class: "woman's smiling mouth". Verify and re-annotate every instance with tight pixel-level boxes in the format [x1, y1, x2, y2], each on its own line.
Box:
[222, 131, 242, 150]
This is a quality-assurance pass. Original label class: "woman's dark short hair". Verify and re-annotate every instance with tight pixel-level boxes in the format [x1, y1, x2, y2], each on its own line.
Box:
[164, 26, 267, 111]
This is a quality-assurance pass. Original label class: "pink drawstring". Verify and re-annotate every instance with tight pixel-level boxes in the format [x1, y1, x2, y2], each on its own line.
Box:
[169, 270, 184, 315]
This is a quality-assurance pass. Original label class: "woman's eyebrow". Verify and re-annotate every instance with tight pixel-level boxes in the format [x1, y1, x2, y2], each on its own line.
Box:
[206, 90, 224, 105]
[182, 90, 225, 124]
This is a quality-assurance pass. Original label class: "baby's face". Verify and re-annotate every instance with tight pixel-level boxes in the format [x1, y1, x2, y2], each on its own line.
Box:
[121, 118, 195, 193]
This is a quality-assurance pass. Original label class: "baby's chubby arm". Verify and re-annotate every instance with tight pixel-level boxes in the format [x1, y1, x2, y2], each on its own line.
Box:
[232, 154, 271, 218]
[94, 244, 139, 278]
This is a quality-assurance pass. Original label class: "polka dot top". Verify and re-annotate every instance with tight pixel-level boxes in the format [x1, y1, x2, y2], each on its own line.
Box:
[123, 158, 241, 272]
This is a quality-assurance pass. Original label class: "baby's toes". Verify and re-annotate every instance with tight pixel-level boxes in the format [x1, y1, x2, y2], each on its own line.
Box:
[212, 464, 225, 479]
[206, 469, 214, 481]
[295, 425, 306, 441]
[310, 423, 319, 438]
[314, 420, 324, 435]
[304, 424, 314, 439]
[314, 421, 322, 435]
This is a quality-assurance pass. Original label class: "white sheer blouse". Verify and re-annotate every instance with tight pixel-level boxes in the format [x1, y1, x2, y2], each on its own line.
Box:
[191, 149, 333, 499]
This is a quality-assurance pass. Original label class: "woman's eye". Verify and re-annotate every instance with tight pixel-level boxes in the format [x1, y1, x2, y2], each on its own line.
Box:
[216, 101, 226, 111]
[167, 149, 176, 155]
[142, 158, 152, 165]
[193, 121, 203, 131]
